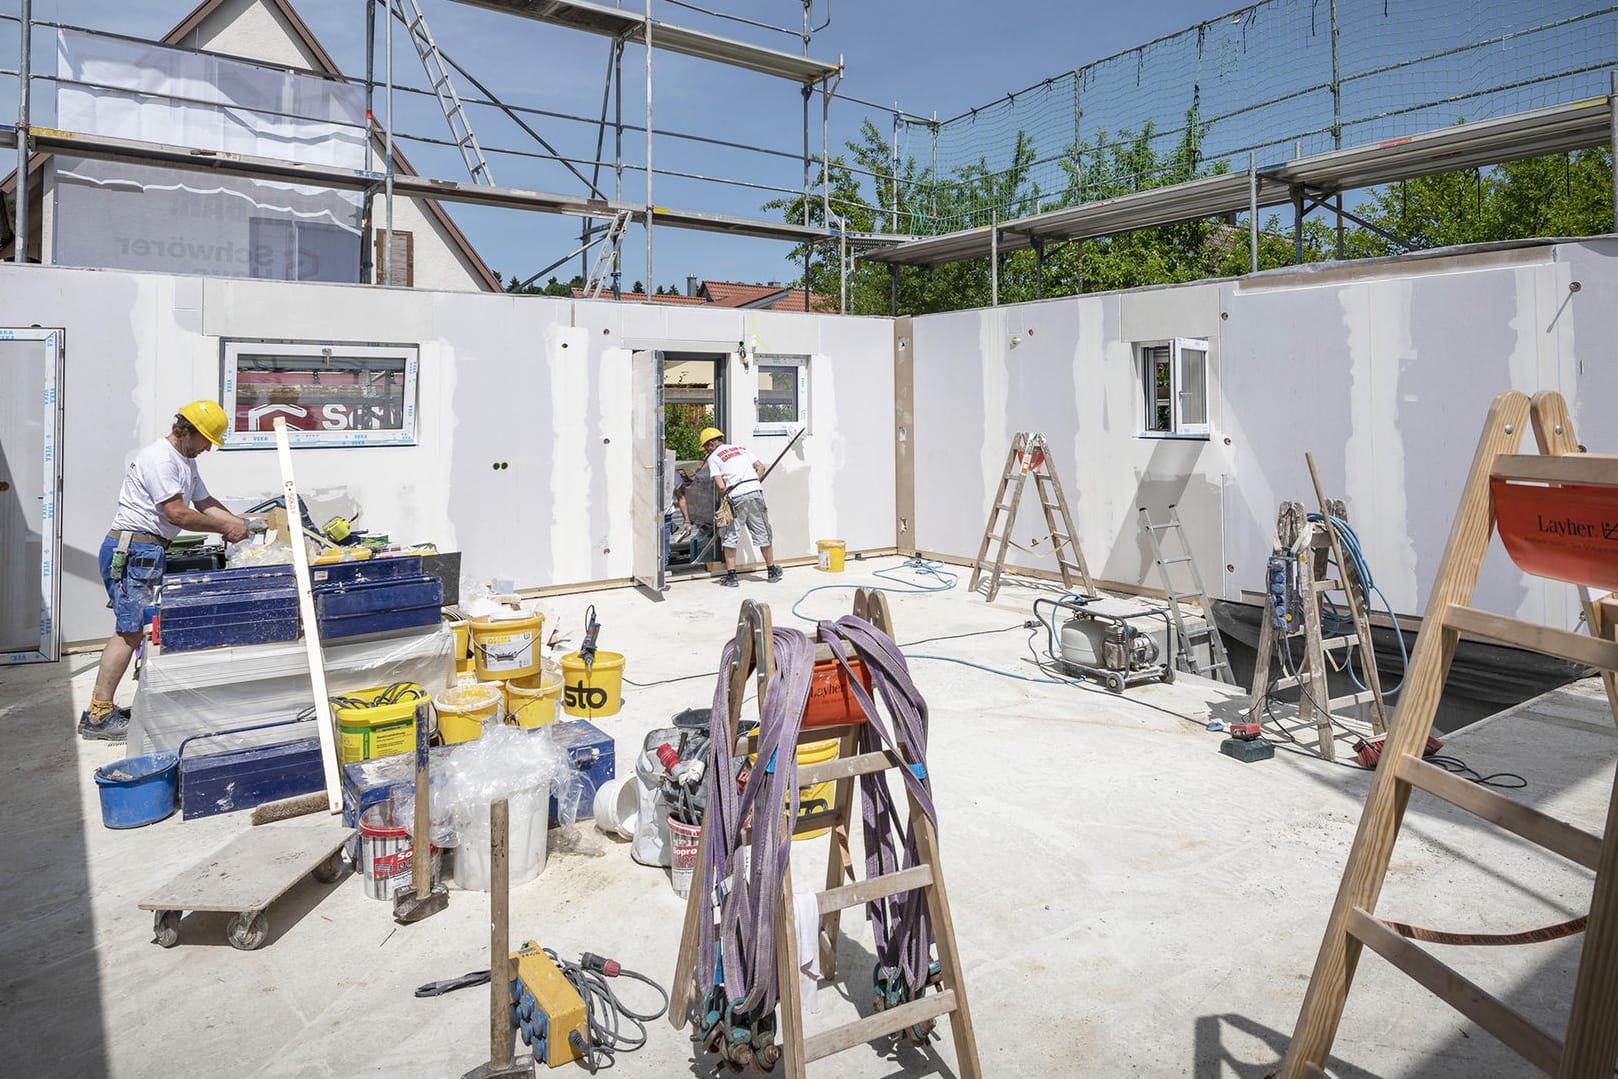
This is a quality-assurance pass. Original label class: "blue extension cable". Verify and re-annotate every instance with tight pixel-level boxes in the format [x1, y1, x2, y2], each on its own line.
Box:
[1305, 512, 1410, 697]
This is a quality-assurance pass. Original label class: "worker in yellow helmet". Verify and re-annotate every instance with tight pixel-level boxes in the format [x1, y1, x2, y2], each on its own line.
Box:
[699, 426, 782, 588]
[82, 400, 251, 741]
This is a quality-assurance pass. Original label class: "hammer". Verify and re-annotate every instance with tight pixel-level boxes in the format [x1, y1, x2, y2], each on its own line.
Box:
[393, 701, 449, 924]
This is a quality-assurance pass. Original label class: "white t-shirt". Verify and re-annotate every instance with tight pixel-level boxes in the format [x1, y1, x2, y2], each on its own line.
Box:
[109, 438, 210, 540]
[708, 443, 763, 498]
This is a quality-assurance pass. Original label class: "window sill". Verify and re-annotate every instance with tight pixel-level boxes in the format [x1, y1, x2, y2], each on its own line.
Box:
[752, 424, 805, 438]
[1136, 431, 1210, 442]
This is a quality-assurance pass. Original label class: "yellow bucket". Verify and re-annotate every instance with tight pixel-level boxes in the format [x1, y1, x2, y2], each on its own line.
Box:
[816, 539, 846, 572]
[794, 739, 840, 839]
[447, 619, 473, 676]
[559, 650, 625, 718]
[433, 682, 504, 745]
[469, 612, 544, 681]
[332, 684, 427, 766]
[506, 660, 565, 729]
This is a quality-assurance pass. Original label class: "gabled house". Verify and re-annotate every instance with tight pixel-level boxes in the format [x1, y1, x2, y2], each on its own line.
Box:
[1, 0, 499, 292]
[571, 277, 834, 310]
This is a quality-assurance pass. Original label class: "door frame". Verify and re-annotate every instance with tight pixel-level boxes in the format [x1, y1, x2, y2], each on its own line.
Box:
[2, 328, 65, 664]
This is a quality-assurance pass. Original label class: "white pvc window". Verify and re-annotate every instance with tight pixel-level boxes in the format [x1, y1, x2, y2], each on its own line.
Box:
[1139, 338, 1209, 438]
[221, 340, 419, 448]
[754, 355, 809, 436]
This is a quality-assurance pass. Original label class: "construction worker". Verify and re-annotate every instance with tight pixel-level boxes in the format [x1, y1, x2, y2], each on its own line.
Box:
[82, 400, 250, 741]
[700, 426, 781, 588]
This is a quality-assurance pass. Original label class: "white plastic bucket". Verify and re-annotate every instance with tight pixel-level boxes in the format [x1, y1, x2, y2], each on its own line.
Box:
[668, 816, 702, 898]
[592, 776, 639, 839]
[451, 790, 549, 891]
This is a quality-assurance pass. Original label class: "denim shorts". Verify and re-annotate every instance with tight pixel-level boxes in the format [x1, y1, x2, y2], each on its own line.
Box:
[99, 536, 166, 634]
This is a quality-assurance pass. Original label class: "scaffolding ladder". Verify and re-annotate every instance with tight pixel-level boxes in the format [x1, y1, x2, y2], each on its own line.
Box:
[969, 433, 1094, 602]
[398, 0, 495, 185]
[1139, 505, 1235, 683]
[583, 210, 633, 298]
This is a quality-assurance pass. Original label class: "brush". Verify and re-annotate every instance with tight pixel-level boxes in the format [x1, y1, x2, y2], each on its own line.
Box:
[250, 791, 329, 825]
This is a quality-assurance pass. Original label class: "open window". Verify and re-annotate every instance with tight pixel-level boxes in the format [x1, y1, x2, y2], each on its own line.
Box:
[221, 339, 419, 448]
[1138, 338, 1209, 438]
[754, 354, 809, 436]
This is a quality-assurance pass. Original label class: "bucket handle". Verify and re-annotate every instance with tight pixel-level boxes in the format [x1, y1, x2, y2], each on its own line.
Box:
[176, 714, 315, 762]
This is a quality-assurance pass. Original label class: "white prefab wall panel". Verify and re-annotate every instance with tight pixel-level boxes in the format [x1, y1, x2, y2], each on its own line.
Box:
[910, 288, 1228, 596]
[4, 266, 897, 644]
[1219, 242, 1605, 627]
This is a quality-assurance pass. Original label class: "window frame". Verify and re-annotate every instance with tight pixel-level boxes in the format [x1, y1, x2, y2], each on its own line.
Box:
[1137, 337, 1210, 439]
[752, 353, 810, 437]
[219, 338, 420, 449]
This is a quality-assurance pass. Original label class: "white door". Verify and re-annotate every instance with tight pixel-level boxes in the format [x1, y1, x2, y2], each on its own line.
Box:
[1, 329, 64, 662]
[631, 349, 666, 593]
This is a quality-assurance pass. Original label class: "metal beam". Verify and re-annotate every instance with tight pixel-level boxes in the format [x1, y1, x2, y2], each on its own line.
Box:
[449, 0, 839, 84]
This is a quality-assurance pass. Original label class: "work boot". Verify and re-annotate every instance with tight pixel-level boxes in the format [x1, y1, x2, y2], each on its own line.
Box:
[721, 570, 739, 588]
[767, 565, 783, 582]
[78, 706, 131, 742]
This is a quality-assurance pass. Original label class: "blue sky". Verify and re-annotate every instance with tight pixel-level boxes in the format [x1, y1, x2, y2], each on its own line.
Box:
[7, 1, 1227, 290]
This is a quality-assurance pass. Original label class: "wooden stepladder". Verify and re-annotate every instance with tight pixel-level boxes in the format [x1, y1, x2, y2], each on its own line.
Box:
[1243, 459, 1389, 762]
[1140, 504, 1237, 683]
[669, 592, 980, 1078]
[1281, 391, 1618, 1078]
[970, 432, 1095, 602]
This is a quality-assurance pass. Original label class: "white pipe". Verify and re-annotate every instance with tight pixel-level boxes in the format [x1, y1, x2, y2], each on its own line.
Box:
[1248, 151, 1258, 273]
[645, 0, 654, 292]
[14, 0, 31, 263]
[384, 0, 395, 285]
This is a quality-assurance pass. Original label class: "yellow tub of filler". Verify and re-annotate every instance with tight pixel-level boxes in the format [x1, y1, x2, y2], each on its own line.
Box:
[433, 681, 504, 745]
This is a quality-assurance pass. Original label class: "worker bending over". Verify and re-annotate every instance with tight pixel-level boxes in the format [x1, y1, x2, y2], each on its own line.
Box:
[700, 426, 781, 588]
[82, 400, 250, 741]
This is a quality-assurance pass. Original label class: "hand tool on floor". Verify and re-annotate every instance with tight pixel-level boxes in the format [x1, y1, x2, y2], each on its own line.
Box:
[463, 799, 530, 1079]
[394, 701, 449, 924]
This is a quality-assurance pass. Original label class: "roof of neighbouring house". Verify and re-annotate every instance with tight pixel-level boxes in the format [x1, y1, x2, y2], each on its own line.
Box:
[570, 280, 835, 310]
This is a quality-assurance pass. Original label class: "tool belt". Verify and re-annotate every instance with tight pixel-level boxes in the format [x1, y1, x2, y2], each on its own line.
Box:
[107, 529, 171, 550]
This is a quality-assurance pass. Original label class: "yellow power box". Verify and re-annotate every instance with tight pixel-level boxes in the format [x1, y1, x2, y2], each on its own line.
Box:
[510, 946, 588, 1068]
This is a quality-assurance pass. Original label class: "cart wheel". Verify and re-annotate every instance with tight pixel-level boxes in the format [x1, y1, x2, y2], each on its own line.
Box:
[311, 850, 345, 884]
[1106, 673, 1124, 692]
[227, 911, 269, 951]
[153, 910, 180, 949]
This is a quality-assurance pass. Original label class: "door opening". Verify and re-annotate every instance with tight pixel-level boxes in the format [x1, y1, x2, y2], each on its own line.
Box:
[662, 352, 728, 577]
[1, 329, 65, 663]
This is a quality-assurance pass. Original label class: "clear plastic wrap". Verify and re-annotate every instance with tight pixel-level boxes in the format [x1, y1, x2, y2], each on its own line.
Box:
[129, 623, 455, 755]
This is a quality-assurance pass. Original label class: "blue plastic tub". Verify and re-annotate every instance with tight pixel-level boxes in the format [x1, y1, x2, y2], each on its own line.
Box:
[94, 753, 179, 829]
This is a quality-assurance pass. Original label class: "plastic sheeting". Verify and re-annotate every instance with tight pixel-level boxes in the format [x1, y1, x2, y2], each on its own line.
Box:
[130, 624, 455, 755]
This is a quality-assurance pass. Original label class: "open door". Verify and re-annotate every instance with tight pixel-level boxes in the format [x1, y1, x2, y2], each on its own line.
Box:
[631, 349, 666, 593]
[1, 329, 64, 663]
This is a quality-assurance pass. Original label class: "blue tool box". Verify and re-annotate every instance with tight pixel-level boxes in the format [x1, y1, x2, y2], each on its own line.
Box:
[309, 554, 424, 589]
[159, 582, 300, 652]
[179, 736, 325, 820]
[313, 575, 443, 640]
[165, 564, 293, 593]
[549, 719, 614, 825]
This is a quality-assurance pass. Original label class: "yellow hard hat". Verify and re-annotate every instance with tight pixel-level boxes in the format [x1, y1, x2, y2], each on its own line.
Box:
[178, 399, 229, 446]
[698, 427, 724, 446]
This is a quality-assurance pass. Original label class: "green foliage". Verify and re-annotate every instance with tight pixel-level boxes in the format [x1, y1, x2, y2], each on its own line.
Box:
[664, 404, 713, 463]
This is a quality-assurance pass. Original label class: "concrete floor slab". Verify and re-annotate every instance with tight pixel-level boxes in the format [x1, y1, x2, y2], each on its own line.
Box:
[0, 557, 1611, 1077]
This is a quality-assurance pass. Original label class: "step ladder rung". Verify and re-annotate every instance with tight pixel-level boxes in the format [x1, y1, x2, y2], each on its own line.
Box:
[803, 990, 959, 1064]
[1345, 908, 1563, 1076]
[1168, 592, 1202, 602]
[1160, 556, 1194, 566]
[1393, 753, 1602, 870]
[1327, 689, 1379, 708]
[815, 864, 933, 916]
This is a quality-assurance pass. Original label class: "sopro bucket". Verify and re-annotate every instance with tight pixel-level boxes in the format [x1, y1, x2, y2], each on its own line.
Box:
[816, 539, 846, 572]
[560, 650, 625, 718]
[668, 815, 702, 898]
[358, 804, 437, 901]
[94, 752, 179, 829]
[505, 659, 564, 729]
[469, 611, 544, 681]
[432, 681, 504, 744]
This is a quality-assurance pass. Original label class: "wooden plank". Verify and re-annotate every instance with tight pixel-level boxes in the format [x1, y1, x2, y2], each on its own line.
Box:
[1445, 605, 1618, 672]
[1394, 754, 1603, 870]
[796, 749, 905, 787]
[819, 724, 862, 979]
[801, 990, 958, 1063]
[815, 864, 934, 917]
[910, 800, 982, 1078]
[1280, 389, 1531, 1079]
[1489, 452, 1618, 487]
[274, 418, 342, 814]
[1558, 747, 1618, 1076]
[139, 817, 353, 912]
[775, 859, 808, 1078]
[1308, 453, 1390, 738]
[1346, 908, 1562, 1075]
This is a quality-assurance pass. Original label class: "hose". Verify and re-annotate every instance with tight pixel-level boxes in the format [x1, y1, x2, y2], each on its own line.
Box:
[1306, 512, 1410, 696]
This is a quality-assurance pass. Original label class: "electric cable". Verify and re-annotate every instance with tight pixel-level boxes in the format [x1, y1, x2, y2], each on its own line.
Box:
[1307, 511, 1411, 697]
[539, 948, 669, 1072]
[789, 557, 957, 623]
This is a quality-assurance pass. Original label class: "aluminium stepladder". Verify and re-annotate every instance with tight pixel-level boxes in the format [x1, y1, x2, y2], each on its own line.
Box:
[969, 432, 1094, 602]
[1279, 390, 1618, 1077]
[669, 592, 981, 1078]
[1139, 504, 1236, 683]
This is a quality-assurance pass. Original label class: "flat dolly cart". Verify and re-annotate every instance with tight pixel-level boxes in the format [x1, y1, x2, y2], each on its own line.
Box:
[138, 816, 354, 950]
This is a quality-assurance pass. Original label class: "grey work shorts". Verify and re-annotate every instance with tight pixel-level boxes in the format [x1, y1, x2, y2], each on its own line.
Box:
[722, 491, 773, 549]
